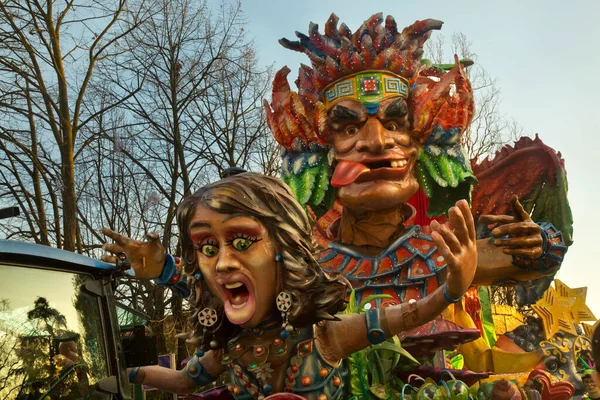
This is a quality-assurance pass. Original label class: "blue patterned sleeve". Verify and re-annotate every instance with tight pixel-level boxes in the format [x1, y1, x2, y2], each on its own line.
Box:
[153, 254, 191, 298]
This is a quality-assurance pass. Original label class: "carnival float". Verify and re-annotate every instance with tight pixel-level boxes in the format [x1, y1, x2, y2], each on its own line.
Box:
[261, 12, 593, 400]
[102, 12, 598, 400]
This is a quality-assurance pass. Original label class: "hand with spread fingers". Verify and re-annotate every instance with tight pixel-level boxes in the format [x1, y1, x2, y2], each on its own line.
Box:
[101, 228, 167, 279]
[479, 195, 543, 260]
[430, 199, 478, 300]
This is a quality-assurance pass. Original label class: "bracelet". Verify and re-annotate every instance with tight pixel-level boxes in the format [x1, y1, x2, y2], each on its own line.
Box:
[511, 222, 567, 273]
[365, 309, 387, 344]
[185, 355, 216, 387]
[442, 283, 463, 304]
[128, 367, 143, 384]
[154, 254, 181, 285]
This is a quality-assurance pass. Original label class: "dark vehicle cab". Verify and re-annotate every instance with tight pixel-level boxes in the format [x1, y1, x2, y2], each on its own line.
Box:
[0, 240, 132, 400]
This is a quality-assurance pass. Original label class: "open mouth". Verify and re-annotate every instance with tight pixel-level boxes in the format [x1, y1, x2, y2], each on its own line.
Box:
[224, 282, 250, 309]
[332, 158, 411, 187]
[364, 159, 408, 170]
[218, 275, 257, 326]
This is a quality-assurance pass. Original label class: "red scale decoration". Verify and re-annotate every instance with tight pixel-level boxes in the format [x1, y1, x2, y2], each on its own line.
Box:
[318, 206, 448, 307]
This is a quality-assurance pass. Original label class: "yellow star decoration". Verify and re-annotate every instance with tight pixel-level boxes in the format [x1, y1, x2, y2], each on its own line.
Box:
[532, 285, 576, 339]
[583, 321, 599, 338]
[532, 280, 597, 340]
[554, 279, 596, 323]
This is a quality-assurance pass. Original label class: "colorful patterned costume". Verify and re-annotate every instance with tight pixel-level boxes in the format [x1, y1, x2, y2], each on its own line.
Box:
[222, 326, 348, 400]
[317, 204, 447, 305]
[264, 14, 572, 308]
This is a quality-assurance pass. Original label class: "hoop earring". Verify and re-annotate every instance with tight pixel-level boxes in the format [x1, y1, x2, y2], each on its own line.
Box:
[275, 253, 294, 339]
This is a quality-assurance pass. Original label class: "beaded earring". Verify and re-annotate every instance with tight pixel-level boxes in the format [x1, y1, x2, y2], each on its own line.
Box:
[195, 272, 219, 349]
[274, 253, 294, 339]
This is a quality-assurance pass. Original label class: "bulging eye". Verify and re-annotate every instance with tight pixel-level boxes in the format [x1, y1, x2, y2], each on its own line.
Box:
[345, 126, 359, 135]
[201, 244, 218, 258]
[544, 356, 560, 373]
[384, 122, 399, 131]
[232, 238, 253, 251]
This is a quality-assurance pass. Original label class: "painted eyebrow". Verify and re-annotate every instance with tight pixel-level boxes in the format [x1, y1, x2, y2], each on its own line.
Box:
[222, 213, 258, 223]
[330, 105, 363, 123]
[383, 98, 408, 118]
[189, 221, 211, 229]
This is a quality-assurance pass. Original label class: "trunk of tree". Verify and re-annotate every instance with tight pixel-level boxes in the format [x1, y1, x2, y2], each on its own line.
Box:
[61, 142, 77, 252]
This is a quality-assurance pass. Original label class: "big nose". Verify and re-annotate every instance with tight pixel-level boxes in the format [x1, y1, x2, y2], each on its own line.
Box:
[356, 119, 393, 153]
[215, 247, 241, 273]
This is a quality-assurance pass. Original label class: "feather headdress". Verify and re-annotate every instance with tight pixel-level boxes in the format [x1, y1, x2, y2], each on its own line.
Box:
[264, 14, 477, 216]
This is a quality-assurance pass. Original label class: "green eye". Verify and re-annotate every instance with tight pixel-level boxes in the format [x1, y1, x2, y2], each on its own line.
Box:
[232, 238, 253, 251]
[201, 244, 218, 257]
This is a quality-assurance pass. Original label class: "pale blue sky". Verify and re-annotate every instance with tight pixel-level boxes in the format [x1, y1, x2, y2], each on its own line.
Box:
[237, 0, 600, 317]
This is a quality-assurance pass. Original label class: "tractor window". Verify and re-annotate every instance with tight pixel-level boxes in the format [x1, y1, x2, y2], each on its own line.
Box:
[0, 264, 110, 400]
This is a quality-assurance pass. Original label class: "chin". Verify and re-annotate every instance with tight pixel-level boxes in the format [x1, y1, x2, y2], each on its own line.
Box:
[339, 180, 419, 212]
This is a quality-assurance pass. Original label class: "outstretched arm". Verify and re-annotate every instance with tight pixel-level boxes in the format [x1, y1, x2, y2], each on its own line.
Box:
[102, 228, 167, 279]
[317, 199, 478, 361]
[128, 350, 225, 394]
[102, 228, 191, 297]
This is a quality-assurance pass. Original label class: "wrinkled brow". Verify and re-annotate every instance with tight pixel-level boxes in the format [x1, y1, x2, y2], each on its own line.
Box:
[382, 98, 408, 118]
[330, 105, 363, 123]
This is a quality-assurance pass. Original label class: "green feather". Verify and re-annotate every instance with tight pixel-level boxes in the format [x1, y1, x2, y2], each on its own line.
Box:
[416, 161, 434, 198]
[437, 153, 458, 187]
[419, 151, 448, 188]
[530, 168, 573, 246]
[285, 174, 300, 202]
[309, 158, 331, 206]
[416, 148, 478, 217]
[297, 168, 318, 204]
[450, 156, 468, 185]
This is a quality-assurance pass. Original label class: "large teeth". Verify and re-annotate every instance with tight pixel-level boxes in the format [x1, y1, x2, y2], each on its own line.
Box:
[225, 282, 244, 289]
[391, 159, 408, 168]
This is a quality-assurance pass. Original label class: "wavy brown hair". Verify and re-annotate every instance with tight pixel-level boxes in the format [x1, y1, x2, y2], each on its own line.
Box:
[176, 172, 349, 350]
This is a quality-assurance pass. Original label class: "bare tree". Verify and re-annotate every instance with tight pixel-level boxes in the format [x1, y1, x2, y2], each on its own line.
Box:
[0, 0, 148, 251]
[79, 0, 276, 365]
[425, 32, 525, 161]
[0, 299, 27, 399]
[188, 43, 275, 179]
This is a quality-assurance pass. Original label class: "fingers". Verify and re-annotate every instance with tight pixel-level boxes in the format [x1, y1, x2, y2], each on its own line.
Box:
[479, 215, 515, 225]
[493, 236, 542, 248]
[101, 255, 117, 264]
[431, 220, 462, 255]
[431, 229, 458, 267]
[510, 195, 532, 222]
[145, 232, 160, 243]
[103, 242, 125, 255]
[502, 247, 543, 258]
[491, 222, 540, 238]
[102, 227, 129, 245]
[456, 199, 476, 242]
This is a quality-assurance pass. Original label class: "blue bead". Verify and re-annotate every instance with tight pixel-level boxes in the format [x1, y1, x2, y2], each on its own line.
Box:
[263, 384, 272, 393]
[280, 330, 289, 339]
[275, 254, 283, 262]
[194, 272, 203, 281]
[196, 349, 204, 357]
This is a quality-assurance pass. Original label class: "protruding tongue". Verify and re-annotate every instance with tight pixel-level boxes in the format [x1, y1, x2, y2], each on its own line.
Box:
[331, 160, 370, 187]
